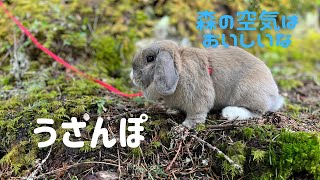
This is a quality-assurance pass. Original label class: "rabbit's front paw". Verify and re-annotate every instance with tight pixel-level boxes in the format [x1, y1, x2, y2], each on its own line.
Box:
[222, 106, 258, 120]
[182, 113, 207, 129]
[166, 108, 180, 115]
[182, 119, 197, 129]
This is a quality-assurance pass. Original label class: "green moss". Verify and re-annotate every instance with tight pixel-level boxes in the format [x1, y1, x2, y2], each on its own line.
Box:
[238, 125, 278, 142]
[130, 147, 142, 157]
[220, 141, 246, 178]
[90, 36, 122, 74]
[62, 32, 87, 48]
[278, 79, 303, 91]
[288, 30, 320, 65]
[269, 131, 320, 179]
[80, 141, 95, 153]
[262, 45, 288, 67]
[0, 70, 109, 175]
[95, 99, 107, 115]
[150, 141, 161, 149]
[158, 128, 171, 144]
[132, 97, 146, 108]
[251, 149, 266, 163]
[238, 127, 320, 180]
[0, 74, 14, 86]
[195, 123, 206, 132]
[0, 141, 38, 174]
[286, 103, 308, 119]
[242, 127, 255, 140]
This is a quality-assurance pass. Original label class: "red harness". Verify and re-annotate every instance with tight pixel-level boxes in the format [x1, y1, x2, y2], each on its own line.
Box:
[208, 67, 213, 75]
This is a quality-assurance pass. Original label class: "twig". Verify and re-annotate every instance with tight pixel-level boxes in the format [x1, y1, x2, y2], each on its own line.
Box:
[185, 141, 195, 167]
[166, 118, 179, 126]
[206, 124, 239, 130]
[93, 11, 99, 33]
[117, 146, 122, 179]
[220, 119, 237, 125]
[26, 146, 52, 180]
[166, 141, 183, 171]
[0, 51, 10, 66]
[190, 135, 243, 174]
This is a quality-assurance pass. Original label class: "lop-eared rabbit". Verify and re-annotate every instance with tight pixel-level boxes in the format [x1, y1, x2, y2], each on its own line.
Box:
[130, 40, 284, 128]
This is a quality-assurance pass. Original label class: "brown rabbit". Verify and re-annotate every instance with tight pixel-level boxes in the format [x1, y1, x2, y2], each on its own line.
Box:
[130, 40, 284, 128]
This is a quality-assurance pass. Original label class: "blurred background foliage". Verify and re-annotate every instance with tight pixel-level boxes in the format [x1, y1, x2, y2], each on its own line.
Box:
[0, 0, 319, 77]
[0, 0, 319, 178]
[0, 0, 318, 79]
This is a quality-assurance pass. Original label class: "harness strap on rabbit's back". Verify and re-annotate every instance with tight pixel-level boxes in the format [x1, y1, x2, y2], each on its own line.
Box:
[208, 67, 213, 75]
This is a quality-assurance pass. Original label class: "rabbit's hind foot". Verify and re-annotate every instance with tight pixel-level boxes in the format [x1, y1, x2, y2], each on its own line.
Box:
[222, 106, 259, 120]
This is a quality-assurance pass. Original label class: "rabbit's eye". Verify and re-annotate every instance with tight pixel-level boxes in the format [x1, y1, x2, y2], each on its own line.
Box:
[146, 56, 155, 62]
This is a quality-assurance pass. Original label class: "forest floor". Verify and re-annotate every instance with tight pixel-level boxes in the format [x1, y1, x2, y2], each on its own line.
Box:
[2, 72, 319, 179]
[0, 1, 319, 179]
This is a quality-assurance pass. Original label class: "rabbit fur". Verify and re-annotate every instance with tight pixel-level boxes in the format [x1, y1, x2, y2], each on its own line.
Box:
[130, 40, 284, 128]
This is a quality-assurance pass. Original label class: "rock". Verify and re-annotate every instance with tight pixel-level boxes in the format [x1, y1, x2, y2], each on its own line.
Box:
[83, 171, 119, 180]
[154, 16, 170, 40]
[96, 171, 119, 180]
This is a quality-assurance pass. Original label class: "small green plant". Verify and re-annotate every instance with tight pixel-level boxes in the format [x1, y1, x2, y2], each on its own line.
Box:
[251, 149, 266, 163]
[195, 123, 206, 132]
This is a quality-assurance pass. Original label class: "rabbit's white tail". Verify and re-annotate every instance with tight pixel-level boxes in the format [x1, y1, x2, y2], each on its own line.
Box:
[269, 95, 285, 112]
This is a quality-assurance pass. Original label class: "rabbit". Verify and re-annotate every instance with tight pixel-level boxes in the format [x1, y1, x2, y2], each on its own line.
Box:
[130, 40, 284, 129]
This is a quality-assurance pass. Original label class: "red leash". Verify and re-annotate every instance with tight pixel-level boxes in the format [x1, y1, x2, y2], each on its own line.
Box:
[0, 2, 142, 98]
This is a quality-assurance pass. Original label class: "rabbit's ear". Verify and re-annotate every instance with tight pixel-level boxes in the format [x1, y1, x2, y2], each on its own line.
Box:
[154, 51, 179, 95]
